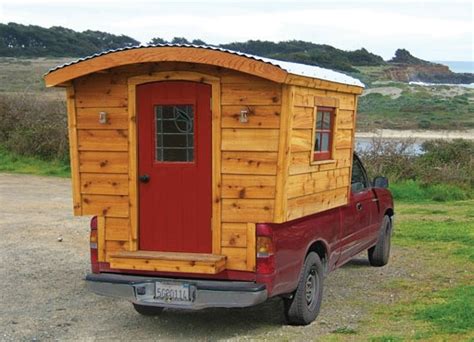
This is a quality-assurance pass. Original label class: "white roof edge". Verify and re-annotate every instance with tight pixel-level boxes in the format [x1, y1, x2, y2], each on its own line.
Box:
[46, 44, 365, 88]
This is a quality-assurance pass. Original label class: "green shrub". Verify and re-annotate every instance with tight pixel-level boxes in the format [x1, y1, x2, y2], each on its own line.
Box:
[0, 92, 68, 161]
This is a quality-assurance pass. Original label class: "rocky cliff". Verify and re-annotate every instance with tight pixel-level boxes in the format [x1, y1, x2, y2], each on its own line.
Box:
[385, 49, 474, 84]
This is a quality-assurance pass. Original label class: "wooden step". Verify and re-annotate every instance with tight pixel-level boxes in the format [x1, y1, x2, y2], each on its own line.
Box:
[109, 251, 227, 274]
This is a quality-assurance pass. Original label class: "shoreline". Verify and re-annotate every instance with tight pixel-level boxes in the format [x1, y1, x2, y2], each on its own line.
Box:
[356, 129, 474, 140]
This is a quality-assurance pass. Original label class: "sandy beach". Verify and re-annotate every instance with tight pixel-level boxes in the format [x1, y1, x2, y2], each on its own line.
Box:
[356, 129, 474, 140]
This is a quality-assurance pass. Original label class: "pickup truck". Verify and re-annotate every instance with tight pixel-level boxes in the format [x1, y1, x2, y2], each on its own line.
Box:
[86, 154, 394, 325]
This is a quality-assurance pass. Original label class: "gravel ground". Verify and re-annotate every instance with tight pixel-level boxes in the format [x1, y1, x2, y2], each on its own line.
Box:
[0, 173, 412, 341]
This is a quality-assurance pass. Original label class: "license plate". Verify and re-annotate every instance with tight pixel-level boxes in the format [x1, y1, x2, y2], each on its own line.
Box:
[155, 282, 193, 303]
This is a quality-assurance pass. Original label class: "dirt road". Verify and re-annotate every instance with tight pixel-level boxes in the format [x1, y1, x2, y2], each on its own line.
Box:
[0, 173, 411, 341]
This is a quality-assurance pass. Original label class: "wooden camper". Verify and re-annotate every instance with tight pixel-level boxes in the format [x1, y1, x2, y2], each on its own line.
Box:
[44, 45, 364, 275]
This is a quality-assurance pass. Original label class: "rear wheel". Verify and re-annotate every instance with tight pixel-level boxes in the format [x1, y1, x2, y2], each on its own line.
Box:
[283, 252, 324, 325]
[368, 215, 392, 267]
[132, 303, 164, 316]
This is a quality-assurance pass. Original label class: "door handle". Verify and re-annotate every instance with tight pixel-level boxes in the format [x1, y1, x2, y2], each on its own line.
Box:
[356, 202, 363, 211]
[139, 174, 150, 183]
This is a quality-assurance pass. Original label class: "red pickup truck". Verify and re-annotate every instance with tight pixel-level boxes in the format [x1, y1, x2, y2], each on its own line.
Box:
[86, 154, 394, 325]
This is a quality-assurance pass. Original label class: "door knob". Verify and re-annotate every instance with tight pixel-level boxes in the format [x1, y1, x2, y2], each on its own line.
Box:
[139, 174, 150, 183]
[356, 202, 363, 211]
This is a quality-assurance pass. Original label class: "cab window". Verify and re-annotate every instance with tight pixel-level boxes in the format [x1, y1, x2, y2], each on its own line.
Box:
[351, 157, 369, 193]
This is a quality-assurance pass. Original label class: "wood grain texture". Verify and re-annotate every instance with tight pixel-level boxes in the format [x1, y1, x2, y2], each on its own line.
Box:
[82, 194, 129, 217]
[290, 129, 313, 152]
[79, 151, 128, 173]
[222, 199, 274, 222]
[221, 129, 279, 151]
[221, 105, 280, 128]
[221, 83, 281, 105]
[222, 151, 278, 175]
[44, 47, 288, 87]
[97, 216, 105, 261]
[105, 217, 130, 241]
[287, 187, 348, 220]
[284, 74, 364, 94]
[246, 222, 256, 271]
[221, 223, 247, 247]
[273, 84, 294, 222]
[77, 129, 128, 151]
[80, 173, 128, 195]
[221, 175, 276, 199]
[66, 86, 82, 215]
[336, 110, 354, 129]
[221, 247, 248, 271]
[109, 250, 226, 274]
[76, 107, 128, 129]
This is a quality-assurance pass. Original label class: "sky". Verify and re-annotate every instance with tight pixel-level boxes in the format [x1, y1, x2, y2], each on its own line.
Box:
[0, 0, 472, 61]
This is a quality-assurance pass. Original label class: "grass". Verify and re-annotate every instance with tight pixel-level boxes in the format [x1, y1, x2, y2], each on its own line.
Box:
[390, 179, 472, 202]
[359, 199, 474, 341]
[0, 146, 70, 177]
[355, 78, 474, 130]
[415, 285, 474, 334]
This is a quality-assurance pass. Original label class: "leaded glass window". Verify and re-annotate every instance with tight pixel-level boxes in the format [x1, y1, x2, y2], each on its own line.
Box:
[155, 105, 194, 162]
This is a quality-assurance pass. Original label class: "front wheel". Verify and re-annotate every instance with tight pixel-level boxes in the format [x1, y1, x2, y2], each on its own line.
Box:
[283, 252, 324, 325]
[368, 215, 392, 267]
[132, 303, 164, 316]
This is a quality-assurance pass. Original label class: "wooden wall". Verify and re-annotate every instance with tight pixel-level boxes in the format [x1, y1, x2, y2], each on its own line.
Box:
[69, 62, 283, 272]
[67, 62, 358, 274]
[283, 86, 356, 221]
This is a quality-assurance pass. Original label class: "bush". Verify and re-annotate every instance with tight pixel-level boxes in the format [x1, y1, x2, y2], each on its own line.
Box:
[0, 92, 68, 161]
[359, 137, 473, 197]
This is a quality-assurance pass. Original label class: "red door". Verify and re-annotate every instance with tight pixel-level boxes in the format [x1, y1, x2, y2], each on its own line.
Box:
[137, 81, 212, 253]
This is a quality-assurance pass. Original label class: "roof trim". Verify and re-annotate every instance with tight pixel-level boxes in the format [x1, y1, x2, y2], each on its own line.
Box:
[43, 44, 364, 89]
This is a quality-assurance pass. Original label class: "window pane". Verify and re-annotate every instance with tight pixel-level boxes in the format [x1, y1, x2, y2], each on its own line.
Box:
[351, 159, 368, 192]
[321, 133, 329, 151]
[155, 105, 194, 162]
[322, 112, 331, 130]
[316, 111, 323, 129]
[314, 132, 322, 151]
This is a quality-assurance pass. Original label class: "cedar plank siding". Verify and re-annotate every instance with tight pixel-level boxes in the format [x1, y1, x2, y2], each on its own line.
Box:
[68, 62, 356, 272]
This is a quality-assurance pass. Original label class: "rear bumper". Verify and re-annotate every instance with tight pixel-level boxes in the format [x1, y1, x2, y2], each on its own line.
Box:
[85, 273, 267, 310]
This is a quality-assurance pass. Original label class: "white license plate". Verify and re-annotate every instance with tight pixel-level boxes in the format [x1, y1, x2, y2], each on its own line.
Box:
[155, 282, 193, 303]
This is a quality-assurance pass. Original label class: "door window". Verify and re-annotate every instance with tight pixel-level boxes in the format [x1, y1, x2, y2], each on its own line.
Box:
[155, 105, 194, 162]
[351, 157, 369, 193]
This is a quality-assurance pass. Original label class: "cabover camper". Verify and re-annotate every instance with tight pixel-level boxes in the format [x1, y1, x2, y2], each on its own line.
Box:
[44, 44, 394, 325]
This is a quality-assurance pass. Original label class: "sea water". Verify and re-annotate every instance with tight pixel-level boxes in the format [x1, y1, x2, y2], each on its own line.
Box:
[434, 61, 473, 74]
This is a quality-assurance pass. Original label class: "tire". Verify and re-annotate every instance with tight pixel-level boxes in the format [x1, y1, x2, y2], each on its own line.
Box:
[132, 303, 164, 316]
[283, 252, 324, 325]
[368, 215, 392, 267]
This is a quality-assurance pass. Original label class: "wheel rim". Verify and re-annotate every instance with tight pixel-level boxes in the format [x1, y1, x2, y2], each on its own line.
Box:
[305, 266, 318, 309]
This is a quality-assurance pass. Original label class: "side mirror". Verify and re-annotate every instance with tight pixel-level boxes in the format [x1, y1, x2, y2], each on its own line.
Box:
[373, 176, 389, 189]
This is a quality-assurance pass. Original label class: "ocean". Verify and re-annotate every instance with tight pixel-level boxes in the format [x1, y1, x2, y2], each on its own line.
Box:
[434, 61, 473, 73]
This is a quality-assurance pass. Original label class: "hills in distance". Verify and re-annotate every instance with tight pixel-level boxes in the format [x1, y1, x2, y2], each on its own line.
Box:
[1, 22, 472, 84]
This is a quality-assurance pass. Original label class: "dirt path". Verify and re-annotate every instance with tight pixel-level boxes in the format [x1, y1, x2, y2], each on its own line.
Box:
[0, 173, 415, 341]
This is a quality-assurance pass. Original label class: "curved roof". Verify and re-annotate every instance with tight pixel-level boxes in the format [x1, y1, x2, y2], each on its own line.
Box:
[44, 44, 364, 89]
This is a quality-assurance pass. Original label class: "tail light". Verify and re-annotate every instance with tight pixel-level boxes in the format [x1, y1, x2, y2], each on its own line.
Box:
[256, 224, 275, 275]
[90, 216, 99, 273]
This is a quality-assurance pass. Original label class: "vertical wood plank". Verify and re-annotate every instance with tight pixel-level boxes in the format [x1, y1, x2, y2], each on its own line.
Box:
[66, 85, 82, 215]
[97, 216, 106, 261]
[211, 80, 222, 255]
[273, 84, 294, 223]
[127, 83, 138, 251]
[246, 222, 256, 271]
[348, 95, 358, 199]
